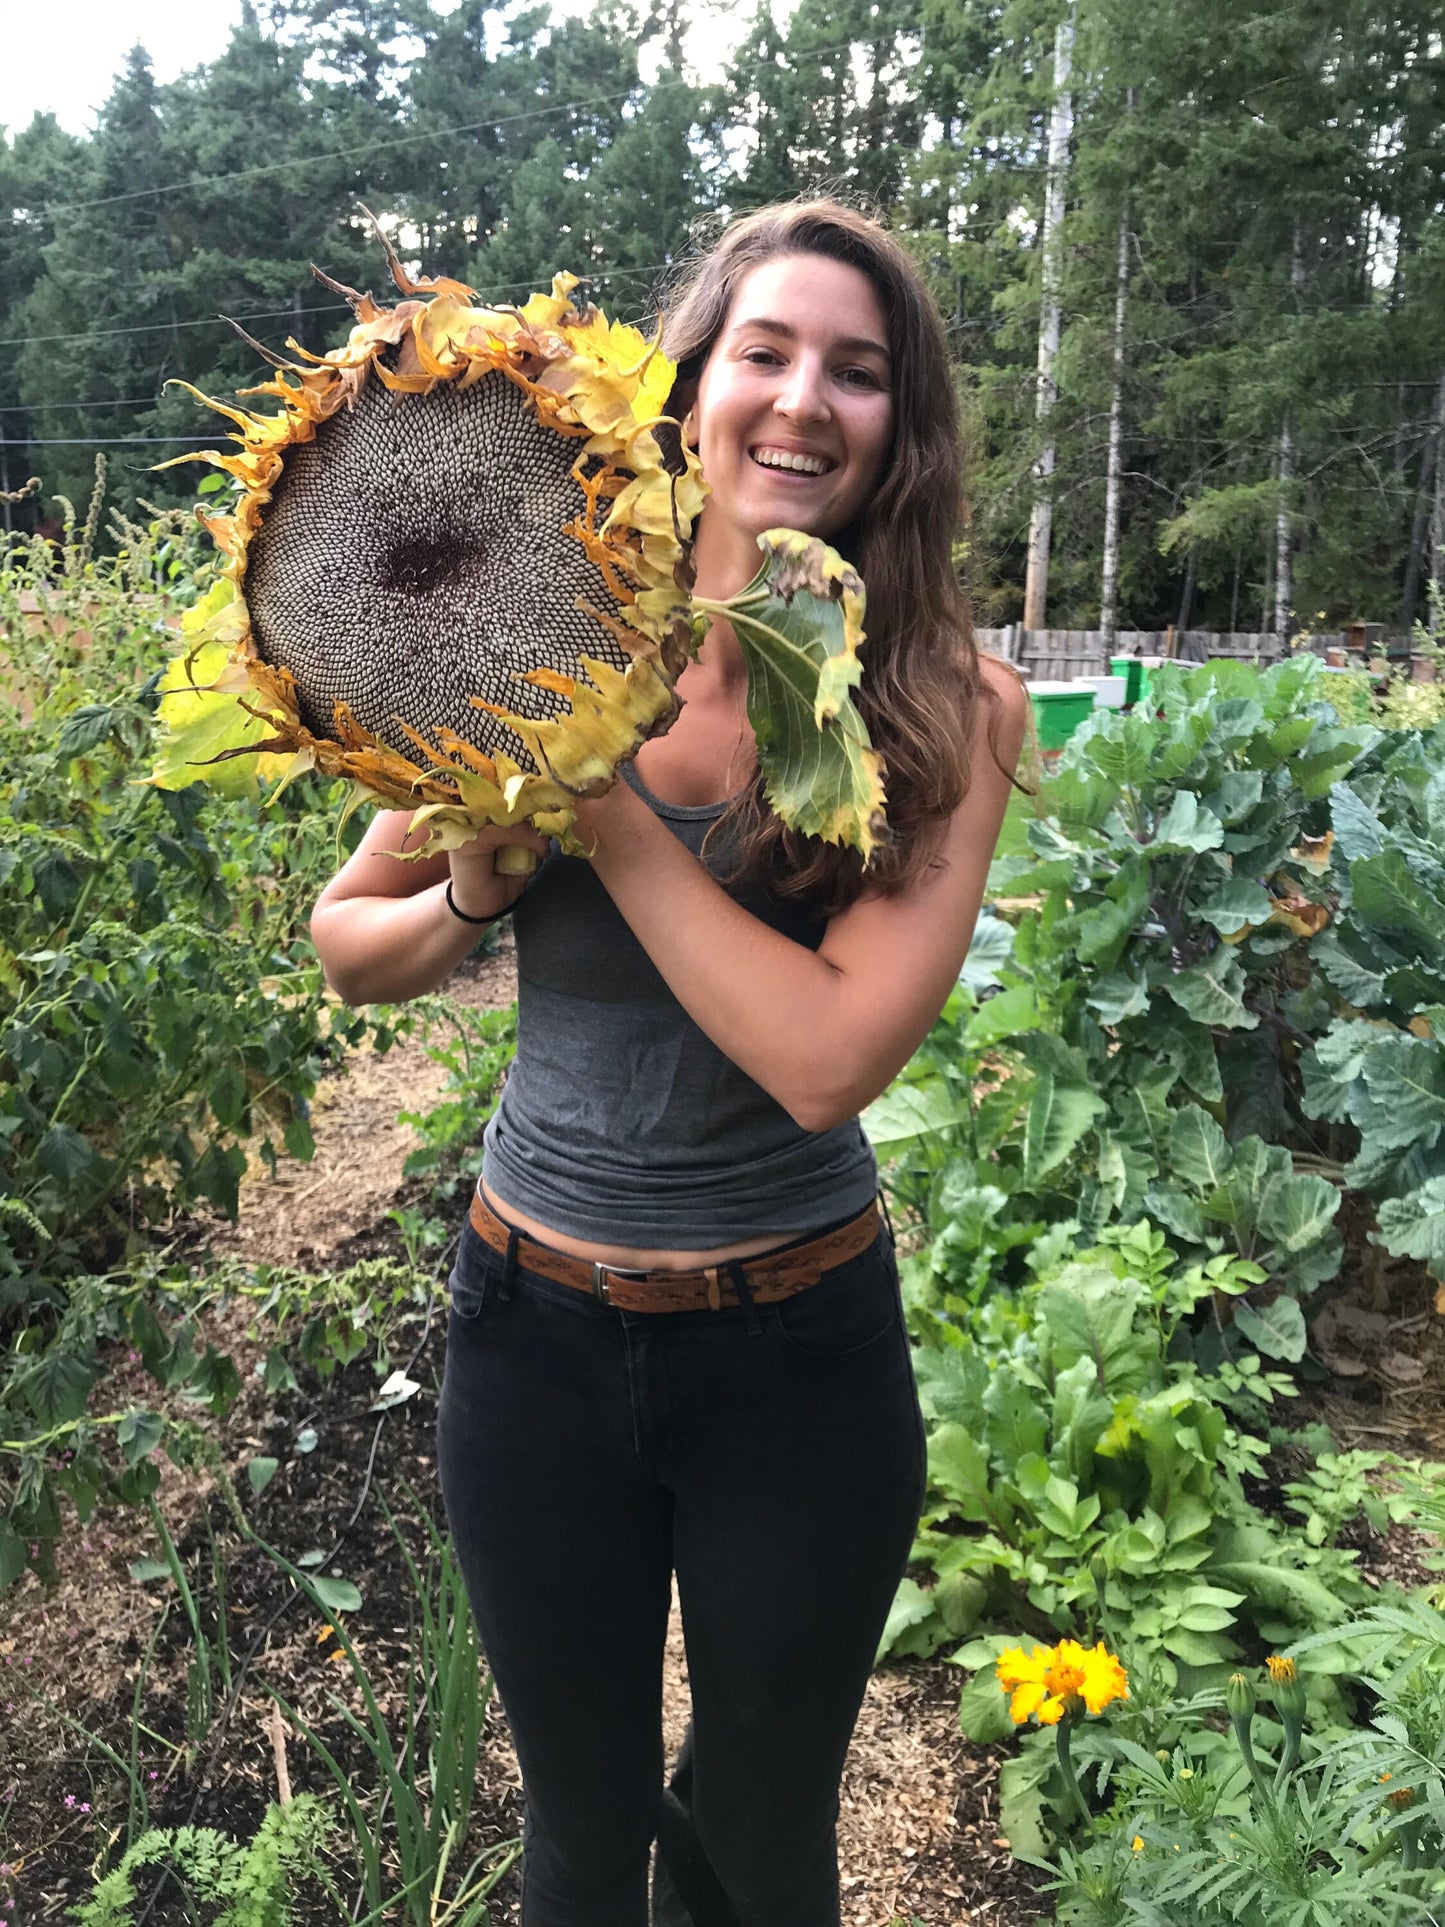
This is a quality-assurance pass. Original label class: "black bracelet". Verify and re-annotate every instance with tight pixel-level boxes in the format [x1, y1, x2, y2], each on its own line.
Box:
[445, 877, 514, 927]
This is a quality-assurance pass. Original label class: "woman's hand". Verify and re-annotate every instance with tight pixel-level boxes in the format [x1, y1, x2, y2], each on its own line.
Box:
[574, 659, 1031, 1131]
[311, 811, 549, 1007]
[447, 821, 552, 917]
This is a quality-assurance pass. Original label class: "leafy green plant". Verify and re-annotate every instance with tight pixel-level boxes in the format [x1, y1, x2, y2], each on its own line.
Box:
[0, 483, 399, 1294]
[1027, 1615, 1445, 1926]
[868, 656, 1379, 1360]
[0, 498, 410, 1578]
[884, 1223, 1371, 1688]
[72, 1794, 340, 1927]
[398, 1000, 518, 1207]
[1293, 719, 1445, 1284]
[256, 1498, 520, 1927]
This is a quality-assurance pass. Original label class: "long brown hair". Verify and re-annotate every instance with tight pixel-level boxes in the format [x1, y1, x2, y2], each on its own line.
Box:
[662, 199, 1023, 915]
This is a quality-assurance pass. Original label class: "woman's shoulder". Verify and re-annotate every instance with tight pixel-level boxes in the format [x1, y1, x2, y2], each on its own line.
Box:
[968, 650, 1030, 774]
[975, 647, 1030, 717]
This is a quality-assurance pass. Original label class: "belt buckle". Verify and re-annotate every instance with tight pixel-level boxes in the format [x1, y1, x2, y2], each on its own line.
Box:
[591, 1262, 651, 1305]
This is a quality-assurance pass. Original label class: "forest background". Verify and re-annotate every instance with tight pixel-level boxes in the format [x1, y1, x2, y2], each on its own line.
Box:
[1, 0, 1442, 636]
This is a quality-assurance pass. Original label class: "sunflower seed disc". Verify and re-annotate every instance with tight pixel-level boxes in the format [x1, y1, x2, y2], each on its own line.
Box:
[244, 369, 628, 763]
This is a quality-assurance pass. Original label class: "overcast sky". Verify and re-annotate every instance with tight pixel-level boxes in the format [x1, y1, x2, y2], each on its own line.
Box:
[0, 0, 752, 139]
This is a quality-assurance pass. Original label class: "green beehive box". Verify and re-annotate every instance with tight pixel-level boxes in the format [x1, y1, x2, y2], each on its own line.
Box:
[1110, 654, 1143, 705]
[1028, 679, 1095, 749]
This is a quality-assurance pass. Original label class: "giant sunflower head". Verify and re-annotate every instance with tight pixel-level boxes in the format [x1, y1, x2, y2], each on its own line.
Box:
[152, 226, 887, 861]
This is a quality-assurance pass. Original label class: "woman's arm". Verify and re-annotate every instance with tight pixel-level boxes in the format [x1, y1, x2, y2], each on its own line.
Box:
[573, 658, 1031, 1133]
[310, 810, 550, 1006]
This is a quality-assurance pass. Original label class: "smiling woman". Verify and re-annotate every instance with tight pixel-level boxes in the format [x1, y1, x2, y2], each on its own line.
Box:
[309, 197, 1030, 1927]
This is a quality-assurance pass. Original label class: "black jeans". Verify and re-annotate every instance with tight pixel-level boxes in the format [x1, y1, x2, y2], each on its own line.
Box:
[436, 1210, 926, 1927]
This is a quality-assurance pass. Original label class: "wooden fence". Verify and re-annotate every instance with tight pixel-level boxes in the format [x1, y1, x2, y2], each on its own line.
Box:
[977, 625, 1414, 681]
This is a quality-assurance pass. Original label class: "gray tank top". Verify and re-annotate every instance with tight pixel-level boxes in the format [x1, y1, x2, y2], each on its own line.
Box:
[481, 764, 878, 1246]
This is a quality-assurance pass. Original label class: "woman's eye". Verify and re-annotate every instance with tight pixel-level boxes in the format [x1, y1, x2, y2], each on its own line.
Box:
[743, 348, 782, 366]
[839, 366, 885, 389]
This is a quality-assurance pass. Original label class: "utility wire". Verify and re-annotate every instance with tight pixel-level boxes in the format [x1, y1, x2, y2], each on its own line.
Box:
[0, 257, 680, 352]
[3, 436, 219, 446]
[44, 31, 922, 217]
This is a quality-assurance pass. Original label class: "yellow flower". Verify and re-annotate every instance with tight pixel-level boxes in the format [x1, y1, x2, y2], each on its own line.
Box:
[995, 1638, 1129, 1726]
[1132, 1836, 1144, 1853]
[1265, 1655, 1298, 1686]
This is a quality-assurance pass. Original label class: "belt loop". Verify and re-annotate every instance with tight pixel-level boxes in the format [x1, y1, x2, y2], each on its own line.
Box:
[877, 1188, 896, 1256]
[498, 1226, 520, 1303]
[727, 1260, 763, 1337]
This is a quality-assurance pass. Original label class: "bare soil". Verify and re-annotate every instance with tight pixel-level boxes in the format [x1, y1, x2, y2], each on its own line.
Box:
[3, 933, 1046, 1927]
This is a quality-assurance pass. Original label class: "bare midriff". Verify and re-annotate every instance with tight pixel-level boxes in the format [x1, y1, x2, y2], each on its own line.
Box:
[480, 1181, 790, 1271]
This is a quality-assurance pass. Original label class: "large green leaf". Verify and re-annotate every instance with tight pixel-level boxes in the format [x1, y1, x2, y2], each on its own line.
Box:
[876, 1577, 938, 1662]
[1022, 1071, 1107, 1183]
[1038, 1264, 1151, 1393]
[1170, 1104, 1233, 1194]
[982, 1365, 1050, 1467]
[1082, 712, 1156, 787]
[1328, 780, 1386, 863]
[862, 1079, 969, 1161]
[1163, 955, 1256, 1030]
[1148, 707, 1214, 784]
[1256, 1170, 1341, 1254]
[1212, 1561, 1348, 1626]
[1151, 791, 1225, 854]
[700, 531, 885, 858]
[1202, 768, 1265, 826]
[963, 982, 1041, 1051]
[959, 914, 1015, 991]
[1375, 1178, 1445, 1271]
[1357, 1032, 1445, 1153]
[1086, 969, 1150, 1025]
[1351, 847, 1445, 954]
[1076, 897, 1137, 970]
[1299, 1019, 1380, 1122]
[1195, 878, 1274, 935]
[927, 1424, 994, 1521]
[1232, 1296, 1308, 1361]
[1309, 927, 1387, 1006]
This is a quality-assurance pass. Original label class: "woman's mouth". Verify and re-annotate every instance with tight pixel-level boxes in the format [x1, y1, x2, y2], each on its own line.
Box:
[748, 445, 837, 477]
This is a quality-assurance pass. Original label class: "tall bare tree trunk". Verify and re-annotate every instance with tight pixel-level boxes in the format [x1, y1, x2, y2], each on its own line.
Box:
[1022, 4, 1076, 632]
[1403, 368, 1445, 628]
[1273, 226, 1304, 640]
[1099, 138, 1132, 645]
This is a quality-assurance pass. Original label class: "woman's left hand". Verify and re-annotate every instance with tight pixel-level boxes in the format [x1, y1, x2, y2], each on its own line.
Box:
[570, 660, 1031, 1134]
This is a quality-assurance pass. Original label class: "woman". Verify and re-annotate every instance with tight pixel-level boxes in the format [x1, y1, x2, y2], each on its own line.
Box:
[312, 200, 1030, 1927]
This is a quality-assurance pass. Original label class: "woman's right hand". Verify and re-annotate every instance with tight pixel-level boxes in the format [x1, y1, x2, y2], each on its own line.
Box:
[447, 821, 552, 917]
[311, 809, 550, 1007]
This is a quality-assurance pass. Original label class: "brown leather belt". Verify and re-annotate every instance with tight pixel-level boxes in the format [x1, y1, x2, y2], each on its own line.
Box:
[467, 1190, 880, 1313]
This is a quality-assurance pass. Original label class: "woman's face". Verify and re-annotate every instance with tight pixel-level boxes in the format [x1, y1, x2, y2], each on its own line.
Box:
[689, 253, 895, 551]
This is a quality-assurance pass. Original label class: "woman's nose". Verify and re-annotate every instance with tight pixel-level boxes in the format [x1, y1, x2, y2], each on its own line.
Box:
[774, 358, 830, 424]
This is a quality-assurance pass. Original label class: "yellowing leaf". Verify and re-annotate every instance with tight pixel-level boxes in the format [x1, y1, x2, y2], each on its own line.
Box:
[696, 531, 887, 860]
[150, 639, 290, 798]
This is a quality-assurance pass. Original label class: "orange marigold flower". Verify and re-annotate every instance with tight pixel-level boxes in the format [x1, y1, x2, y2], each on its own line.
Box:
[995, 1638, 1129, 1726]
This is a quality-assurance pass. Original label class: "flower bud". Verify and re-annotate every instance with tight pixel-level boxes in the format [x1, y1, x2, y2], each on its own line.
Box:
[1266, 1655, 1306, 1769]
[1226, 1673, 1256, 1722]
